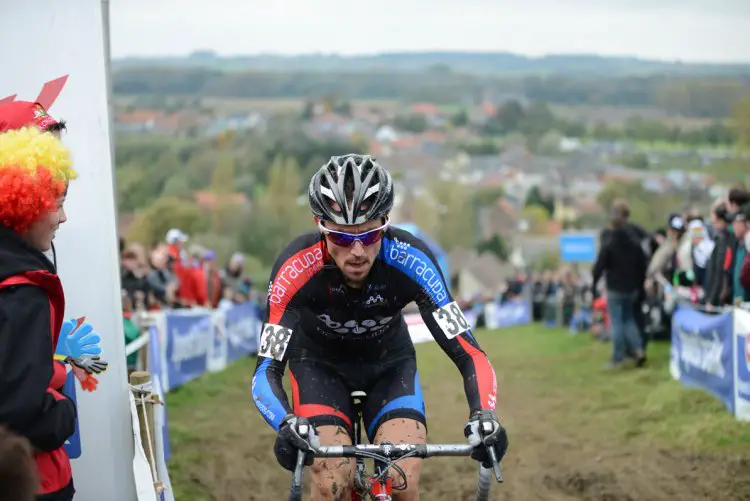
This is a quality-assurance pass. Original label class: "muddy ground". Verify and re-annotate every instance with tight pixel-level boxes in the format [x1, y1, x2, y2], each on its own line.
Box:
[167, 328, 750, 500]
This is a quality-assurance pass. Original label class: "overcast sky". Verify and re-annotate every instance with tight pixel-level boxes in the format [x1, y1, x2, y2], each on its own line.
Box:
[110, 0, 750, 63]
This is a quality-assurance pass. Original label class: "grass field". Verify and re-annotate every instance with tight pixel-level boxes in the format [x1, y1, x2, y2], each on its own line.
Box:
[165, 325, 750, 500]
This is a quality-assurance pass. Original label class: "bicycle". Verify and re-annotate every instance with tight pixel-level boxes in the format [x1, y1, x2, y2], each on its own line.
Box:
[289, 390, 503, 500]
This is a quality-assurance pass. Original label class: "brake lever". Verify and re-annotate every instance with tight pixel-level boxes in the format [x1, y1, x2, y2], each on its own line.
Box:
[485, 444, 504, 482]
[289, 421, 310, 501]
[481, 421, 504, 483]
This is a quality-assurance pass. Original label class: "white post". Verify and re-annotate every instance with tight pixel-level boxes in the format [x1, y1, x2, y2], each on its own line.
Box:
[0, 1, 136, 499]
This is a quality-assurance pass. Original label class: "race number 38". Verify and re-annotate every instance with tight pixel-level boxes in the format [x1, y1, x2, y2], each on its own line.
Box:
[259, 323, 293, 361]
[432, 301, 470, 339]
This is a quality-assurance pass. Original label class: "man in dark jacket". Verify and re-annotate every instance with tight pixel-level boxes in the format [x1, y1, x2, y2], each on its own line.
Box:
[599, 200, 650, 349]
[704, 202, 734, 306]
[0, 123, 78, 500]
[592, 203, 648, 368]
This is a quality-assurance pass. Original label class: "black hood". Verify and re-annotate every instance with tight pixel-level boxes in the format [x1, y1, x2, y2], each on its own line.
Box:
[0, 224, 56, 282]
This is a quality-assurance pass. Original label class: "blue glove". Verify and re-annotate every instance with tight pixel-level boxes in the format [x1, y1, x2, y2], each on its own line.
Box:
[55, 318, 102, 359]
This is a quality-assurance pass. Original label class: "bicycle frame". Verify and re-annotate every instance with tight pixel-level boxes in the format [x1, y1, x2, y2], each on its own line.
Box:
[288, 391, 502, 501]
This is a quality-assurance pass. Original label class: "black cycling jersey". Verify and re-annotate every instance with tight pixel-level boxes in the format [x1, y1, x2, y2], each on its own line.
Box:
[251, 227, 498, 431]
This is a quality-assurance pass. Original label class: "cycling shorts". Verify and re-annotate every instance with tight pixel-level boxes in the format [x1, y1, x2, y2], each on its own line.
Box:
[289, 352, 426, 441]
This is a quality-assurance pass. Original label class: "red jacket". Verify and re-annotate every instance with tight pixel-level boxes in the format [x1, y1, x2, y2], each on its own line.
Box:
[167, 244, 201, 306]
[0, 228, 76, 497]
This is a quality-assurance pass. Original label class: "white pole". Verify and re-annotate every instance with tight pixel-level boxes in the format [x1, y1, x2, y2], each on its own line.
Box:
[0, 1, 136, 499]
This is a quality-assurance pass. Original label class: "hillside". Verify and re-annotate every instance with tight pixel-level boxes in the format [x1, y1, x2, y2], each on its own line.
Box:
[113, 50, 750, 77]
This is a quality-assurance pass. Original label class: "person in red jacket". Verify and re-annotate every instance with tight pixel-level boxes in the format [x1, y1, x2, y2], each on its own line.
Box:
[0, 124, 78, 500]
[165, 229, 203, 307]
[201, 250, 223, 309]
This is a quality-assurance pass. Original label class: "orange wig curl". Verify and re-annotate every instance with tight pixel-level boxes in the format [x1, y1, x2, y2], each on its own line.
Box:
[0, 127, 76, 234]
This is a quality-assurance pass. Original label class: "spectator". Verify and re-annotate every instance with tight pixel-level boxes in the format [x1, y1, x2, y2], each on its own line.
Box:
[201, 250, 223, 309]
[217, 286, 236, 312]
[165, 229, 201, 307]
[120, 246, 151, 311]
[729, 203, 750, 303]
[0, 425, 38, 501]
[0, 125, 77, 500]
[617, 200, 650, 344]
[704, 202, 734, 306]
[688, 220, 715, 288]
[0, 101, 67, 139]
[147, 245, 179, 308]
[592, 203, 647, 369]
[186, 244, 209, 307]
[727, 187, 750, 214]
[220, 252, 253, 302]
[648, 215, 683, 281]
[530, 272, 546, 322]
[121, 291, 140, 373]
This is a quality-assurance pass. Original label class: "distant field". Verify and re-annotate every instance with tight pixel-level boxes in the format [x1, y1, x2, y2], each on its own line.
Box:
[113, 95, 404, 114]
[553, 104, 718, 129]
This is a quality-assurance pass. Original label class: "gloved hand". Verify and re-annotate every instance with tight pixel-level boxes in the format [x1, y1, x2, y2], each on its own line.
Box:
[67, 355, 109, 375]
[274, 415, 320, 471]
[55, 318, 102, 359]
[464, 409, 509, 468]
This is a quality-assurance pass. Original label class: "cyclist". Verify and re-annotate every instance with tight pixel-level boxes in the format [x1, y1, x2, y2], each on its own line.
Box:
[252, 154, 509, 500]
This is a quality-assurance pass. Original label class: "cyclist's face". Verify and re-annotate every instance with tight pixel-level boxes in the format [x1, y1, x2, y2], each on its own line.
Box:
[322, 218, 383, 287]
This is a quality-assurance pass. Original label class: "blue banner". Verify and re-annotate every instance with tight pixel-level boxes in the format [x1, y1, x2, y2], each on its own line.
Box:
[494, 299, 531, 328]
[225, 302, 259, 362]
[736, 333, 750, 410]
[559, 233, 597, 263]
[165, 312, 212, 389]
[63, 370, 81, 459]
[670, 307, 734, 413]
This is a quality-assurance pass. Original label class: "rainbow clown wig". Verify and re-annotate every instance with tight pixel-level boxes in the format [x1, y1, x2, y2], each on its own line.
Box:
[0, 127, 77, 234]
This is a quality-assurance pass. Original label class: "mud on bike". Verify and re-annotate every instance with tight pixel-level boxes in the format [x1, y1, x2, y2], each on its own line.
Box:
[289, 390, 503, 501]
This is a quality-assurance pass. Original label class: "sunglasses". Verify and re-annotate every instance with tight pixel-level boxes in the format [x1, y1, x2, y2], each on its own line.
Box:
[319, 219, 389, 247]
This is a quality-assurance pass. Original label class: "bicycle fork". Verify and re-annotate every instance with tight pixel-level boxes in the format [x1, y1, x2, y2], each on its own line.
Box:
[351, 392, 393, 501]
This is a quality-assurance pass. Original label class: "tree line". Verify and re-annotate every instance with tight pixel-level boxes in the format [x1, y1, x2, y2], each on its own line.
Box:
[113, 67, 749, 119]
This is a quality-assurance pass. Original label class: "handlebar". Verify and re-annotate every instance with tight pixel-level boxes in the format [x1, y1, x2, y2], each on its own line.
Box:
[313, 443, 474, 458]
[289, 442, 502, 501]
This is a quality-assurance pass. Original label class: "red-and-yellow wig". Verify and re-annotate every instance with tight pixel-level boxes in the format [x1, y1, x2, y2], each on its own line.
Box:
[0, 127, 77, 234]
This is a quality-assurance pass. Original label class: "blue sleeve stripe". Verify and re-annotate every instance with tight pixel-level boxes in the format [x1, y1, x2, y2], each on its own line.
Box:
[381, 237, 450, 307]
[252, 358, 287, 430]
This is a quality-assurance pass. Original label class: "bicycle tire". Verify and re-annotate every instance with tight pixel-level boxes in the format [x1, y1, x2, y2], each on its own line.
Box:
[475, 465, 492, 501]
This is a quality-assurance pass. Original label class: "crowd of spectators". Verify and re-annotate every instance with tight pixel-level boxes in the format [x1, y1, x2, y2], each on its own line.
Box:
[119, 227, 259, 369]
[521, 188, 750, 370]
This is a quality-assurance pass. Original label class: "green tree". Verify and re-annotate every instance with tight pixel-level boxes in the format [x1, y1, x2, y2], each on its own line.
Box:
[429, 180, 475, 252]
[210, 154, 240, 234]
[618, 152, 650, 170]
[393, 114, 428, 133]
[450, 109, 469, 127]
[116, 165, 157, 212]
[126, 196, 208, 246]
[596, 180, 682, 230]
[476, 234, 509, 261]
[238, 155, 309, 266]
[409, 191, 440, 240]
[521, 205, 550, 234]
[484, 99, 526, 135]
[734, 94, 750, 150]
[472, 186, 505, 208]
[161, 175, 192, 199]
[524, 186, 554, 217]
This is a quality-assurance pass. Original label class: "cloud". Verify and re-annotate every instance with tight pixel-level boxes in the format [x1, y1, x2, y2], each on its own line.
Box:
[109, 0, 750, 62]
